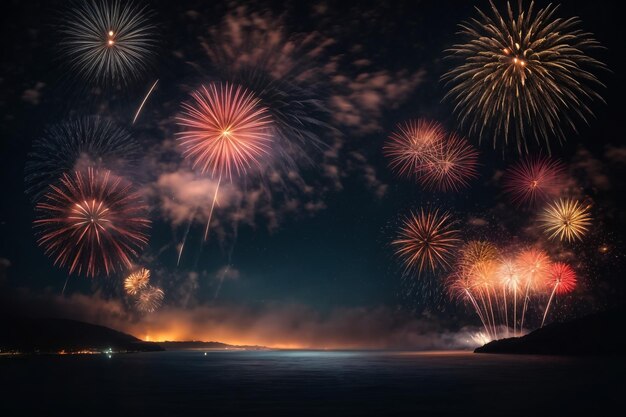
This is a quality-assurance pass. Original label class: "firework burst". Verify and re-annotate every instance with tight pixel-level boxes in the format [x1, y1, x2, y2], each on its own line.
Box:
[420, 133, 479, 192]
[25, 117, 140, 203]
[458, 241, 499, 271]
[383, 119, 445, 179]
[136, 285, 164, 313]
[392, 209, 461, 273]
[176, 83, 273, 180]
[124, 268, 150, 296]
[542, 262, 577, 326]
[59, 0, 157, 85]
[503, 156, 565, 206]
[34, 168, 150, 277]
[540, 198, 592, 242]
[443, 0, 605, 152]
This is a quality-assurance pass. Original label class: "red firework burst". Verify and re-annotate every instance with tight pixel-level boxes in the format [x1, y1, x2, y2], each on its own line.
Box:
[176, 82, 273, 180]
[392, 208, 461, 273]
[503, 156, 565, 206]
[546, 262, 577, 295]
[383, 119, 445, 179]
[34, 168, 150, 277]
[420, 133, 479, 192]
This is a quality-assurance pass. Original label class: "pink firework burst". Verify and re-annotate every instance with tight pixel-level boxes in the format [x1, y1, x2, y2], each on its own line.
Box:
[420, 133, 479, 192]
[176, 82, 273, 180]
[34, 167, 150, 277]
[383, 119, 445, 179]
[503, 156, 565, 207]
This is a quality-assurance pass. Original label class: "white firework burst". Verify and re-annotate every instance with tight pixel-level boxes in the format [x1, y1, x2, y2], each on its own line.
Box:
[59, 0, 157, 85]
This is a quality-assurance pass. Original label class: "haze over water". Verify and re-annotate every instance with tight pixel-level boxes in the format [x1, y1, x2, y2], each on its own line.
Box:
[2, 350, 623, 416]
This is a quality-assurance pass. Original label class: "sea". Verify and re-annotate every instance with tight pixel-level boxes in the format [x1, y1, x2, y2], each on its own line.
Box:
[1, 350, 624, 416]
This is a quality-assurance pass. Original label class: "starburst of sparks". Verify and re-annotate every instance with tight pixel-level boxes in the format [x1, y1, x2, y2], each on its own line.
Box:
[392, 209, 461, 273]
[546, 262, 577, 295]
[124, 268, 151, 296]
[420, 133, 479, 192]
[176, 82, 273, 180]
[34, 168, 150, 277]
[515, 248, 552, 289]
[59, 0, 157, 85]
[503, 156, 565, 206]
[540, 198, 592, 242]
[24, 117, 140, 203]
[136, 285, 164, 313]
[443, 0, 605, 152]
[383, 119, 446, 179]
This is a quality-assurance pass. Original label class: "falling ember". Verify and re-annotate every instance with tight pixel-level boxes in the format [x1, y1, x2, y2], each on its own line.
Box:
[176, 82, 273, 180]
[540, 198, 592, 242]
[124, 268, 151, 296]
[503, 156, 565, 207]
[33, 167, 150, 278]
[392, 208, 461, 273]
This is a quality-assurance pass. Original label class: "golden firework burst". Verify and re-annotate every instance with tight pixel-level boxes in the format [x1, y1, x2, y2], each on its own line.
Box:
[124, 268, 151, 296]
[540, 198, 592, 242]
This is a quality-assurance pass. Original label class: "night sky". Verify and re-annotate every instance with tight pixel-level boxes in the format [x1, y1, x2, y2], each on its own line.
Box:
[1, 0, 624, 348]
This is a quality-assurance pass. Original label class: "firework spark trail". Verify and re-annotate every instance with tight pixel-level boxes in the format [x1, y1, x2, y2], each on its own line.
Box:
[176, 208, 197, 266]
[443, 0, 605, 152]
[203, 175, 222, 241]
[541, 262, 577, 327]
[34, 167, 150, 277]
[132, 79, 159, 124]
[175, 83, 272, 250]
[516, 249, 551, 332]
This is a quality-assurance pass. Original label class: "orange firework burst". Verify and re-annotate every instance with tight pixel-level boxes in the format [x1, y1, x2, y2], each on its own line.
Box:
[176, 82, 273, 180]
[515, 248, 552, 288]
[383, 119, 445, 179]
[34, 168, 150, 277]
[420, 133, 479, 192]
[392, 208, 460, 273]
[458, 241, 499, 271]
[503, 156, 565, 207]
[124, 268, 151, 296]
[467, 260, 499, 288]
[540, 198, 592, 242]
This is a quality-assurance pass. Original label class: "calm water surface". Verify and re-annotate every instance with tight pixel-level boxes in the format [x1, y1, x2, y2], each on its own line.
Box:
[1, 350, 624, 416]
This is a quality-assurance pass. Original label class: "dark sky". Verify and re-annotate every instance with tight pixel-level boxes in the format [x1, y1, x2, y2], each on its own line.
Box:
[0, 0, 623, 347]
